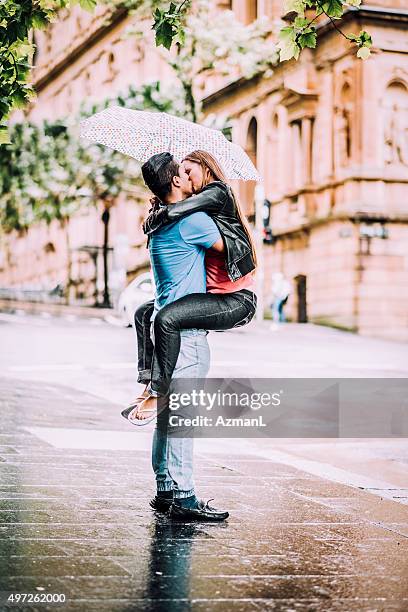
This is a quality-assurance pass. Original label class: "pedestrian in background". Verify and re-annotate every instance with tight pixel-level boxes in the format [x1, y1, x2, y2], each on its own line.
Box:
[270, 272, 291, 329]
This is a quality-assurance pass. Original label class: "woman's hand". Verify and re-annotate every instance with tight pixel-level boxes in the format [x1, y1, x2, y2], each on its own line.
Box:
[143, 206, 167, 235]
[149, 196, 161, 213]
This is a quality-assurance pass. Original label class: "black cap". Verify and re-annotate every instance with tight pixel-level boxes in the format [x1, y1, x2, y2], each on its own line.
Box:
[141, 152, 174, 188]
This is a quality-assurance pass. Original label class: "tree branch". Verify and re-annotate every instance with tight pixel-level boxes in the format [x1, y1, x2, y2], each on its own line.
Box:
[315, 0, 349, 40]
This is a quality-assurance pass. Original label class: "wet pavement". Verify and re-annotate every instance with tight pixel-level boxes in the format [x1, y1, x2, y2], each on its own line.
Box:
[1, 376, 408, 611]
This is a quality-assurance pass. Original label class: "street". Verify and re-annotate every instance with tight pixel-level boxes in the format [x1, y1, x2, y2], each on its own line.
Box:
[1, 311, 407, 611]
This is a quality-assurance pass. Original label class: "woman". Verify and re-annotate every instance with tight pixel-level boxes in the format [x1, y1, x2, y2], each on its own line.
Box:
[126, 150, 257, 423]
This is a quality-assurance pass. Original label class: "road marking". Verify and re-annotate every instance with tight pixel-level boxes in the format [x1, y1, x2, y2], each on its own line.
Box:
[22, 426, 408, 507]
[7, 364, 85, 372]
[0, 313, 47, 326]
[25, 426, 152, 451]
[5, 362, 139, 372]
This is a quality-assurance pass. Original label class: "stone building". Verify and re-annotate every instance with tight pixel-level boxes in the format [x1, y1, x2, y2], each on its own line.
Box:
[1, 1, 407, 340]
[212, 0, 408, 341]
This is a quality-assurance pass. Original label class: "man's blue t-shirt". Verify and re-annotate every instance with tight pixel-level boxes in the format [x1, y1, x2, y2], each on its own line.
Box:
[149, 211, 221, 313]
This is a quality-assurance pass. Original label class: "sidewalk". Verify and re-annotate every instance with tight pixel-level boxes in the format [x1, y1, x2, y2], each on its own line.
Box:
[0, 377, 407, 611]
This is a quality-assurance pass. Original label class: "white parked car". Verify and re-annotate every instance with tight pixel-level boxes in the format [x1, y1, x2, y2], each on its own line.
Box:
[117, 272, 155, 327]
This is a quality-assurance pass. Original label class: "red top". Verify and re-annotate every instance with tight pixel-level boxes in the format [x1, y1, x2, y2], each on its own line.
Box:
[205, 249, 254, 294]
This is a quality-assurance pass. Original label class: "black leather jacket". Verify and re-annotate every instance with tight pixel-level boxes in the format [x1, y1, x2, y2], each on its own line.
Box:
[143, 181, 256, 281]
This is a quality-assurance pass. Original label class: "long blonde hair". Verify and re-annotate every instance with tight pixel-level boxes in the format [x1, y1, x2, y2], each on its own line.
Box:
[182, 150, 257, 267]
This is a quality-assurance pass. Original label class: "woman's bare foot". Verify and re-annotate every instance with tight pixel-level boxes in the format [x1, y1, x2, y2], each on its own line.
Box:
[127, 386, 149, 410]
[129, 395, 158, 421]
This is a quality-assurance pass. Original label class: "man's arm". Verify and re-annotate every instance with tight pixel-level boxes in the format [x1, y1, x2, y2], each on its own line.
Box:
[210, 238, 224, 253]
[179, 212, 224, 252]
[143, 182, 228, 235]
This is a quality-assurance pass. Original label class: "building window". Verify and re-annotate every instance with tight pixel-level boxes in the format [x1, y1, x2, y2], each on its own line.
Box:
[243, 116, 258, 218]
[270, 113, 279, 193]
[244, 0, 258, 23]
[290, 120, 303, 190]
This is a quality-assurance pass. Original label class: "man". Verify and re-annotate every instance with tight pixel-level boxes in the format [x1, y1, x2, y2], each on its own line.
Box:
[134, 152, 228, 522]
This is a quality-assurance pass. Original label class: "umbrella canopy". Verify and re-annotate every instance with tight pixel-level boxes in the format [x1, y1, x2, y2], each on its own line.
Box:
[80, 106, 261, 181]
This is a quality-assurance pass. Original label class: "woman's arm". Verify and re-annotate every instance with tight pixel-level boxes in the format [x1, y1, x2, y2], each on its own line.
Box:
[143, 182, 229, 235]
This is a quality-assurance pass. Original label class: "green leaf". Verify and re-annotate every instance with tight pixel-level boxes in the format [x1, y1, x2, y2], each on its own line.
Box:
[0, 126, 10, 145]
[359, 30, 372, 44]
[357, 46, 371, 59]
[293, 17, 309, 29]
[31, 11, 49, 29]
[277, 26, 300, 61]
[79, 0, 97, 12]
[155, 24, 174, 49]
[298, 30, 317, 49]
[322, 0, 344, 19]
[283, 0, 306, 16]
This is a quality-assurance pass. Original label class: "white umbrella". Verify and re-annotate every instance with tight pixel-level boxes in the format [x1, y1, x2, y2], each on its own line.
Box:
[80, 106, 261, 181]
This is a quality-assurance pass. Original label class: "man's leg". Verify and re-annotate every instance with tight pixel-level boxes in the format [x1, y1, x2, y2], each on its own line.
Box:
[166, 331, 229, 521]
[150, 405, 174, 512]
[166, 332, 210, 503]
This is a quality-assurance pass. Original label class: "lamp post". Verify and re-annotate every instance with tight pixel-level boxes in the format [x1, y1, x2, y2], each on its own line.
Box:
[254, 183, 265, 323]
[100, 197, 115, 309]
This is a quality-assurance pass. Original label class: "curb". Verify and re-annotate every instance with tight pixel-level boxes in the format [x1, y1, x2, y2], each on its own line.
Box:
[0, 298, 113, 319]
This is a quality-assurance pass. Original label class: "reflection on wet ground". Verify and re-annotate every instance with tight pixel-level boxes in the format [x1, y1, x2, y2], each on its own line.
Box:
[0, 377, 407, 611]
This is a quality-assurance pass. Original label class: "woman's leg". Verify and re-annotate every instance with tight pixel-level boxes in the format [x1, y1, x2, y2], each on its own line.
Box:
[134, 299, 155, 385]
[150, 291, 256, 395]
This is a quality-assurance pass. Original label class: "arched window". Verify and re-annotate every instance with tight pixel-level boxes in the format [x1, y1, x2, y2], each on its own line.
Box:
[244, 0, 258, 23]
[270, 113, 279, 193]
[244, 117, 258, 218]
[247, 117, 258, 166]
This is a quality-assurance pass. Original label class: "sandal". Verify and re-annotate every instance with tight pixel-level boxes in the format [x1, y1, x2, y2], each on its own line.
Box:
[127, 397, 158, 427]
[121, 389, 149, 422]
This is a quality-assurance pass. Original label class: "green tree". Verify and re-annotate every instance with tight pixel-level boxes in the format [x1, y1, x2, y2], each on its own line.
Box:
[0, 0, 99, 143]
[0, 81, 187, 299]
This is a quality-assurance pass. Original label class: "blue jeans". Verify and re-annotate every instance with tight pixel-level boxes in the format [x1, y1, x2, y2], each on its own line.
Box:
[151, 330, 210, 499]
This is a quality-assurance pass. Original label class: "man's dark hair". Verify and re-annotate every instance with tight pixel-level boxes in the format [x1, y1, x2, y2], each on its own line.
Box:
[141, 152, 180, 201]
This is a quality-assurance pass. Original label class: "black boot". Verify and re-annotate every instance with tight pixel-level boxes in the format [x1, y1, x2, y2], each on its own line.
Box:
[170, 498, 229, 521]
[149, 492, 173, 512]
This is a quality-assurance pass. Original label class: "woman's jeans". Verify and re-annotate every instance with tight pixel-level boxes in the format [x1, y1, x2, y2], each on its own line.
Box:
[134, 289, 257, 395]
[152, 330, 210, 498]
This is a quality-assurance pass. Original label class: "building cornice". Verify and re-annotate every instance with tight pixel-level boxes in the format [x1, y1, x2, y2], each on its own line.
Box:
[271, 211, 408, 241]
[32, 7, 128, 93]
[270, 172, 408, 205]
[203, 5, 408, 110]
[202, 74, 263, 109]
[316, 5, 408, 37]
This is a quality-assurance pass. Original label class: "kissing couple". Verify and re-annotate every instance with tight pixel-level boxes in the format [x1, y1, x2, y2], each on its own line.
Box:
[123, 149, 257, 521]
